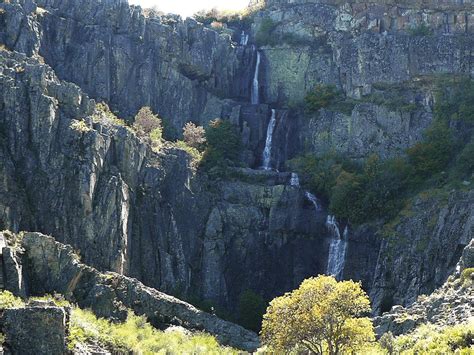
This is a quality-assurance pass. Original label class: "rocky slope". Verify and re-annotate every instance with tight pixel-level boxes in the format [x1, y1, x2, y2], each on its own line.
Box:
[0, 0, 473, 337]
[0, 49, 333, 314]
[374, 238, 474, 337]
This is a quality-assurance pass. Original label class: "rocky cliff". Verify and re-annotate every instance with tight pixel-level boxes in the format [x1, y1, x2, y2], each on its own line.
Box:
[0, 0, 473, 338]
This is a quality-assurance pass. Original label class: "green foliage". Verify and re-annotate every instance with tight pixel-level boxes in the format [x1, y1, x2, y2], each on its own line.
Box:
[238, 290, 267, 333]
[304, 85, 342, 113]
[174, 140, 203, 168]
[93, 102, 129, 128]
[261, 275, 374, 354]
[435, 78, 474, 124]
[0, 291, 24, 309]
[70, 119, 91, 133]
[408, 23, 432, 36]
[452, 138, 474, 179]
[388, 321, 474, 354]
[461, 268, 474, 285]
[255, 18, 278, 46]
[69, 308, 234, 353]
[201, 119, 242, 172]
[407, 120, 455, 180]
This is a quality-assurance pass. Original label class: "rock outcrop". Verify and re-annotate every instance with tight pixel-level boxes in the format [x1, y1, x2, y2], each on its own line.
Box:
[0, 50, 332, 314]
[369, 190, 474, 314]
[374, 238, 474, 336]
[1, 303, 69, 355]
[7, 232, 260, 351]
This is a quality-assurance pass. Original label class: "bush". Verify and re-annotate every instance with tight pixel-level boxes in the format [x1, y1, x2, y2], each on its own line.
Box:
[261, 275, 374, 354]
[408, 23, 432, 36]
[255, 18, 278, 46]
[238, 290, 267, 333]
[133, 107, 163, 149]
[407, 120, 455, 180]
[452, 138, 474, 179]
[202, 119, 241, 171]
[304, 85, 342, 113]
[183, 122, 206, 150]
[0, 291, 24, 309]
[93, 102, 129, 128]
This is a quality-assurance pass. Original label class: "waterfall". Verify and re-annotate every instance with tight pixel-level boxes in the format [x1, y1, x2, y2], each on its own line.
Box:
[290, 172, 300, 187]
[326, 216, 348, 280]
[305, 191, 321, 210]
[262, 109, 276, 170]
[251, 50, 261, 105]
[240, 31, 249, 46]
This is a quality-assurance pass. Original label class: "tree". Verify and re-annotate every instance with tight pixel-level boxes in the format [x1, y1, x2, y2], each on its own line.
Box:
[238, 290, 267, 333]
[261, 275, 375, 354]
[183, 122, 206, 149]
[202, 118, 241, 169]
[133, 107, 163, 148]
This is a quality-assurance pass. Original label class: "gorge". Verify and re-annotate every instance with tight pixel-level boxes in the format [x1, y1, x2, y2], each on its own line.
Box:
[0, 0, 473, 352]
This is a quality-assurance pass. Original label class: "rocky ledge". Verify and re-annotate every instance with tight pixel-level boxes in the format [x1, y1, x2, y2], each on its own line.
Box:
[1, 231, 260, 351]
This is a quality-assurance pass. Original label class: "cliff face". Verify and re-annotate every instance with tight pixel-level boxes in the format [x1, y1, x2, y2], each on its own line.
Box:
[0, 0, 473, 328]
[0, 50, 332, 313]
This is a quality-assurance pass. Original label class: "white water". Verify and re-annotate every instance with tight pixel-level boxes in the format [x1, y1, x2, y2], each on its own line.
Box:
[305, 191, 321, 210]
[240, 31, 249, 46]
[290, 172, 300, 187]
[262, 109, 277, 170]
[251, 50, 261, 105]
[326, 216, 348, 280]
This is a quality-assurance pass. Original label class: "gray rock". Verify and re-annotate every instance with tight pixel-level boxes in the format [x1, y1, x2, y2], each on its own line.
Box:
[1, 305, 69, 355]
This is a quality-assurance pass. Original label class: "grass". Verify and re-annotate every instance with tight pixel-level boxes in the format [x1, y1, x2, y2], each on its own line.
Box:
[0, 291, 236, 354]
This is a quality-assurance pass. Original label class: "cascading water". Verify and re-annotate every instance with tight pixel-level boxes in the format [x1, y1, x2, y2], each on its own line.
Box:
[251, 49, 261, 105]
[305, 191, 321, 210]
[290, 173, 300, 187]
[240, 31, 249, 46]
[262, 109, 276, 170]
[326, 216, 348, 280]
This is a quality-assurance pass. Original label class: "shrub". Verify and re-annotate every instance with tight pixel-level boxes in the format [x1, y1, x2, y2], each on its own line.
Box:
[183, 122, 206, 149]
[0, 291, 24, 309]
[461, 268, 474, 284]
[304, 85, 342, 113]
[133, 107, 163, 149]
[452, 138, 474, 179]
[407, 120, 455, 180]
[238, 290, 267, 333]
[93, 102, 129, 128]
[70, 119, 91, 133]
[255, 18, 278, 46]
[408, 23, 432, 36]
[68, 308, 234, 353]
[261, 275, 374, 354]
[202, 119, 241, 170]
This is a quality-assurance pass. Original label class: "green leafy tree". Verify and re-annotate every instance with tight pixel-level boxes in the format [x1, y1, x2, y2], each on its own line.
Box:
[407, 120, 454, 179]
[238, 290, 267, 333]
[202, 118, 241, 169]
[305, 85, 341, 113]
[261, 275, 374, 354]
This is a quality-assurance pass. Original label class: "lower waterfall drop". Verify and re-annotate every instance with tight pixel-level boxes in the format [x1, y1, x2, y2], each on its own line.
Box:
[290, 172, 300, 187]
[262, 109, 277, 170]
[326, 216, 348, 280]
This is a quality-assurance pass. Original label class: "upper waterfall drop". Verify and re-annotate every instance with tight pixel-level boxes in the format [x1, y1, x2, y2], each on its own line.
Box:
[251, 50, 261, 105]
[262, 109, 277, 170]
[305, 191, 321, 210]
[240, 31, 249, 46]
[326, 216, 348, 280]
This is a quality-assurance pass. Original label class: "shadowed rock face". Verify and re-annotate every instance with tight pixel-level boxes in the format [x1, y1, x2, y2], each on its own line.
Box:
[0, 0, 473, 332]
[0, 51, 330, 314]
